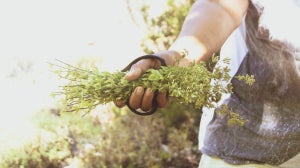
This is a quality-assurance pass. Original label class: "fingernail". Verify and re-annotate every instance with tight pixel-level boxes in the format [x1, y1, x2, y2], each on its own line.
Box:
[146, 88, 153, 94]
[125, 71, 134, 80]
[125, 68, 139, 81]
[126, 70, 133, 77]
[136, 87, 144, 94]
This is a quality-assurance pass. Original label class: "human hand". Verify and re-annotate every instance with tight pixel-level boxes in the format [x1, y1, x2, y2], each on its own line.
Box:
[114, 57, 169, 112]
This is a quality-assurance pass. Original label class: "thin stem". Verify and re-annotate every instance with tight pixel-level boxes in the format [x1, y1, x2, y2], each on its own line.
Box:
[55, 59, 97, 75]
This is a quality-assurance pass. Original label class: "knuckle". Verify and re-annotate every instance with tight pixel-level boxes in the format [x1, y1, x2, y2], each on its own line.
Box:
[114, 100, 125, 108]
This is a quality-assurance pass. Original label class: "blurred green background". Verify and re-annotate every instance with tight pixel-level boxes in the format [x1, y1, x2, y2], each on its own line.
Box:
[0, 0, 203, 167]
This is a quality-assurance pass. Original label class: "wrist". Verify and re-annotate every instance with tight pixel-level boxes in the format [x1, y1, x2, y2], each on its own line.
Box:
[168, 36, 214, 63]
[155, 49, 191, 67]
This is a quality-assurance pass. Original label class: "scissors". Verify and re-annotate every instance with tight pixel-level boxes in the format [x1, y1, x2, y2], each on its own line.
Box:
[122, 54, 167, 116]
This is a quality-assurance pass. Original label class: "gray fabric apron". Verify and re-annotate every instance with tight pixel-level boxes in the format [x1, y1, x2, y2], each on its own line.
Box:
[201, 1, 300, 165]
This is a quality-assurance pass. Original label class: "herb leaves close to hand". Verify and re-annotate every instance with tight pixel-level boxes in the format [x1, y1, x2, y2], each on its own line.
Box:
[51, 58, 254, 116]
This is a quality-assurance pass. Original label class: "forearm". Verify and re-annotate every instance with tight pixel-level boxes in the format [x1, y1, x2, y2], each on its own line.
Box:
[157, 0, 249, 66]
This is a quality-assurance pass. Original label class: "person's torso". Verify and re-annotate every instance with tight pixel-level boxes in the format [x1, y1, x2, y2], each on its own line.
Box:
[201, 0, 300, 165]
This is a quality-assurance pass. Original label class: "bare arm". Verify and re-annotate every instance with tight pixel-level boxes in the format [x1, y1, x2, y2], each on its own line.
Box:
[159, 0, 249, 66]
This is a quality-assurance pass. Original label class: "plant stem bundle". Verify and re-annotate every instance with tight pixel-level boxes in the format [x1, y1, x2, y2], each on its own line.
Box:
[52, 58, 250, 114]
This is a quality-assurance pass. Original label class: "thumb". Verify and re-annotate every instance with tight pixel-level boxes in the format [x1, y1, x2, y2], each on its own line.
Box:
[125, 67, 143, 81]
[124, 58, 156, 81]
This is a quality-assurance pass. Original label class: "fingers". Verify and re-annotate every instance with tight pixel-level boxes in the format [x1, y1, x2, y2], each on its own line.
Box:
[115, 87, 169, 112]
[129, 87, 155, 111]
[128, 87, 168, 111]
[129, 86, 144, 109]
[125, 58, 162, 81]
[141, 88, 155, 111]
[118, 57, 166, 111]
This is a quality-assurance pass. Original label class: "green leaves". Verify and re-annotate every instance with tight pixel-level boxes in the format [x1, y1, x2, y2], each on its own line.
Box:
[235, 74, 255, 86]
[52, 59, 255, 117]
[147, 69, 163, 81]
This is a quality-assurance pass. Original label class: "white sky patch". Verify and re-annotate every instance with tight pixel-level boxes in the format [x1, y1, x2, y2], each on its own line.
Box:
[254, 0, 300, 46]
[0, 0, 145, 71]
[0, 0, 158, 133]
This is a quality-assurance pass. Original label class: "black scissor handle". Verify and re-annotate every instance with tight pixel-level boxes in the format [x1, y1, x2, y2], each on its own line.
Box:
[122, 54, 166, 116]
[122, 54, 166, 71]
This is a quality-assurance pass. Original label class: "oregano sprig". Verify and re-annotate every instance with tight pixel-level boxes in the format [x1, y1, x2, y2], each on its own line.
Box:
[51, 58, 254, 117]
